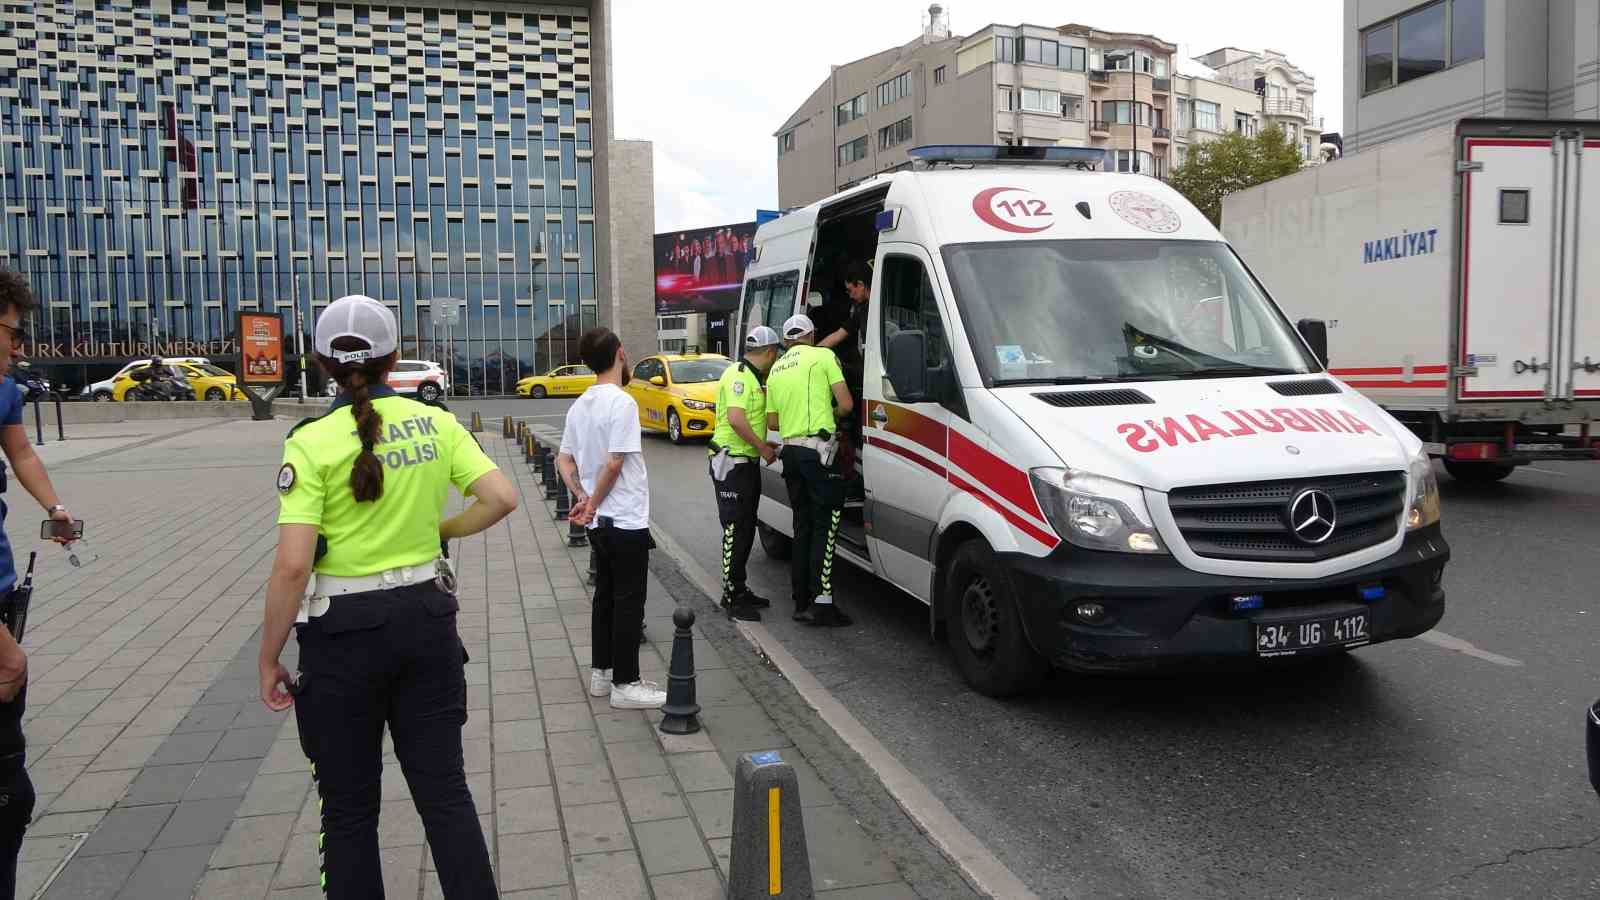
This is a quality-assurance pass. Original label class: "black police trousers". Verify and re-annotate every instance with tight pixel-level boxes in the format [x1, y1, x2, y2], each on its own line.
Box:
[709, 458, 761, 600]
[294, 583, 497, 899]
[781, 446, 847, 608]
[0, 752, 34, 900]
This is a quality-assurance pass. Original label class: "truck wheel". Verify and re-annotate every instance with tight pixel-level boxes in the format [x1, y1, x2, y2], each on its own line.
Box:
[758, 522, 792, 560]
[1442, 460, 1516, 483]
[944, 540, 1048, 698]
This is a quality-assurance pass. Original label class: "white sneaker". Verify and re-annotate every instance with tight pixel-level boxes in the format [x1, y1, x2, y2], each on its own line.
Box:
[610, 680, 667, 710]
[588, 668, 613, 698]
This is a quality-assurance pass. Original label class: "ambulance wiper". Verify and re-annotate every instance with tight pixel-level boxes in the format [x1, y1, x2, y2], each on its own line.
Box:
[995, 374, 1176, 386]
[1170, 365, 1302, 379]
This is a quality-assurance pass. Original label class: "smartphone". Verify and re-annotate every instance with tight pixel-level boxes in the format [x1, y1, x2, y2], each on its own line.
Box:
[41, 519, 84, 541]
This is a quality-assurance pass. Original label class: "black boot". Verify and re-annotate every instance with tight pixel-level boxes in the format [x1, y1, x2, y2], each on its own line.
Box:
[722, 594, 761, 622]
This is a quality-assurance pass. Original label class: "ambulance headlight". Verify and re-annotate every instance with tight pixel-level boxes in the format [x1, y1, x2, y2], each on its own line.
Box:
[1029, 468, 1166, 554]
[1406, 450, 1441, 530]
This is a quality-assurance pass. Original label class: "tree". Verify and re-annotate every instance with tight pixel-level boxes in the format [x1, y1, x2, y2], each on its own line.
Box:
[1169, 125, 1304, 226]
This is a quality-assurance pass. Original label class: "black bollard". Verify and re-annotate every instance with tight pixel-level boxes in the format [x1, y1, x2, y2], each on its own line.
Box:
[541, 447, 558, 493]
[53, 394, 64, 442]
[567, 517, 587, 548]
[525, 433, 536, 465]
[31, 396, 43, 447]
[587, 547, 597, 586]
[553, 471, 571, 520]
[503, 415, 513, 438]
[659, 607, 701, 735]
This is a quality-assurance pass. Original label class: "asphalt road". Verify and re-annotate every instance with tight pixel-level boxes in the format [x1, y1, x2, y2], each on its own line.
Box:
[466, 395, 1600, 899]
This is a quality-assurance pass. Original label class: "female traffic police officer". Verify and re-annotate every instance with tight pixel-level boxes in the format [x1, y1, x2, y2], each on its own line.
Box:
[258, 294, 517, 898]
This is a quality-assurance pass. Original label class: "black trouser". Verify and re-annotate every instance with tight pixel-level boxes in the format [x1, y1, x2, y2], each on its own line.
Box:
[294, 583, 496, 900]
[709, 458, 761, 600]
[0, 751, 33, 900]
[781, 445, 847, 608]
[590, 524, 652, 685]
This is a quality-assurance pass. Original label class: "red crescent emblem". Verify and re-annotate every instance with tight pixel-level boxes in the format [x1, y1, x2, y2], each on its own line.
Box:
[972, 187, 1055, 234]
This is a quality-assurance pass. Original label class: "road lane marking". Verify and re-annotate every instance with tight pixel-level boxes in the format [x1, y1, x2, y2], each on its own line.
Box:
[648, 522, 1041, 900]
[1525, 467, 1571, 477]
[1418, 630, 1525, 667]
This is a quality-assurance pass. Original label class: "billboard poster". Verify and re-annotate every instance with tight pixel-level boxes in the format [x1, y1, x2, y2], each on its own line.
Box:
[238, 312, 284, 384]
[654, 221, 759, 315]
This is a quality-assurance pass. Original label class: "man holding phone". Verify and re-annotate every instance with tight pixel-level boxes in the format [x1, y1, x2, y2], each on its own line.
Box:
[0, 268, 72, 897]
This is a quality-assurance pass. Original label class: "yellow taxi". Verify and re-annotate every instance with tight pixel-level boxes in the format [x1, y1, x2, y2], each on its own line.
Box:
[626, 352, 732, 444]
[112, 361, 244, 401]
[515, 364, 595, 399]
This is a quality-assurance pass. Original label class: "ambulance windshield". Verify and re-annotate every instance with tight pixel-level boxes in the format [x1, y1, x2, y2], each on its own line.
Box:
[941, 239, 1318, 387]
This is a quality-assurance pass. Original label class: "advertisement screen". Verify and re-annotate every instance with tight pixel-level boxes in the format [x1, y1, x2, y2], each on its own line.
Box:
[654, 221, 758, 315]
[238, 313, 284, 384]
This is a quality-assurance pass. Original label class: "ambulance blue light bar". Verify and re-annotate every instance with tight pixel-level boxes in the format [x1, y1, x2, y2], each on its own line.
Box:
[906, 145, 1107, 170]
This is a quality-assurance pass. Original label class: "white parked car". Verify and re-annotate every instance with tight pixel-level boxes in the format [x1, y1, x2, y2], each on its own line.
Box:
[387, 360, 450, 402]
[82, 357, 211, 401]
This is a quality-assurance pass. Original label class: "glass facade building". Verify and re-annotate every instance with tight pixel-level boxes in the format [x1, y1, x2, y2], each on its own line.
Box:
[0, 0, 601, 394]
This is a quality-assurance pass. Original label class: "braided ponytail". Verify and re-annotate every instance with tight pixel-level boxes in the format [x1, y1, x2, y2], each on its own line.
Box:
[318, 337, 396, 503]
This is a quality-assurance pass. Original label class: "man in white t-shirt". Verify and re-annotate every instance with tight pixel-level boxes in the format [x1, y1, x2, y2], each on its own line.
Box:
[556, 327, 666, 710]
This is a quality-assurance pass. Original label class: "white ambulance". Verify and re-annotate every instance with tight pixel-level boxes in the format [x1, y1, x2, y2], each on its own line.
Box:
[738, 145, 1450, 697]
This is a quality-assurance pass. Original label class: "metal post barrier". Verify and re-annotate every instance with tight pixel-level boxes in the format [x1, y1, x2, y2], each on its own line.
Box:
[470, 410, 483, 433]
[53, 394, 64, 442]
[567, 517, 587, 548]
[541, 447, 557, 493]
[729, 750, 813, 898]
[659, 607, 700, 734]
[587, 546, 597, 586]
[502, 415, 513, 438]
[552, 471, 571, 520]
[31, 396, 43, 447]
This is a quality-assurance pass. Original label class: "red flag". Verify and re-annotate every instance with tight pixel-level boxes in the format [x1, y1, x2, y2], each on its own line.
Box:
[162, 103, 198, 210]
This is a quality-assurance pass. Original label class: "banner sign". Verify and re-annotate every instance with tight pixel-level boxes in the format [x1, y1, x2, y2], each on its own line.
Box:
[238, 312, 284, 384]
[27, 338, 236, 361]
[654, 221, 758, 315]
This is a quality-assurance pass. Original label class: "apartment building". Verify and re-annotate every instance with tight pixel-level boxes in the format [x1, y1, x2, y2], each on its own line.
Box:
[1194, 46, 1323, 161]
[774, 6, 1322, 207]
[1344, 0, 1599, 154]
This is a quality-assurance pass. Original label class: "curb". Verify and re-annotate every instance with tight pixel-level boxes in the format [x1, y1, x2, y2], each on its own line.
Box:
[647, 523, 1041, 900]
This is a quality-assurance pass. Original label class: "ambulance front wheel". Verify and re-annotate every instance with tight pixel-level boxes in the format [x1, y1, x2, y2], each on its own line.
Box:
[758, 522, 792, 560]
[944, 539, 1047, 698]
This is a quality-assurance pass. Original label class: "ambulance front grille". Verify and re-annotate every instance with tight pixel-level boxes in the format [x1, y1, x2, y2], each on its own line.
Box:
[1167, 471, 1407, 563]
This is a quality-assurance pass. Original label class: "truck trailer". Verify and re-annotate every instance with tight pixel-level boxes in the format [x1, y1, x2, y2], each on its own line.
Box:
[1223, 118, 1598, 482]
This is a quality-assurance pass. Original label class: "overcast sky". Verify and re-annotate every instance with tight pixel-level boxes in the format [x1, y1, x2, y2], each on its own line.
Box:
[611, 0, 1345, 233]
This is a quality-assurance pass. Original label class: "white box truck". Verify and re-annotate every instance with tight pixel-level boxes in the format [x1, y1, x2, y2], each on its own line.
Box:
[1223, 118, 1598, 482]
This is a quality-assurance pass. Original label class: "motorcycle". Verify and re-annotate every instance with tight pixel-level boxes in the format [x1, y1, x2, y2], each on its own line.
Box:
[13, 361, 51, 401]
[125, 365, 196, 401]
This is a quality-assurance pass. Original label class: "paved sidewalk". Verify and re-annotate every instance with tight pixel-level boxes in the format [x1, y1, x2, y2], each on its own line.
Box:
[7, 415, 932, 898]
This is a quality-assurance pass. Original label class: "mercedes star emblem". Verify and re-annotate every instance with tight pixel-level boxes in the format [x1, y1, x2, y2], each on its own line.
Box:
[1288, 488, 1337, 545]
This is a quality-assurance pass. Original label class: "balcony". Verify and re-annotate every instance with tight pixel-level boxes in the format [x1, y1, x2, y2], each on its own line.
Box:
[1264, 98, 1313, 121]
[1152, 77, 1171, 94]
[1090, 120, 1111, 137]
[1151, 127, 1171, 142]
[1089, 70, 1110, 88]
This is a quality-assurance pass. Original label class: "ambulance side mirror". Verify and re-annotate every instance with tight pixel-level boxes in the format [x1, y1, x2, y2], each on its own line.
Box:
[1297, 318, 1329, 367]
[885, 330, 930, 403]
[1588, 698, 1600, 799]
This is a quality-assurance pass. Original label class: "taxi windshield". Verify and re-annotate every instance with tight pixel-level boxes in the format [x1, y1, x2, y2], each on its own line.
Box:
[941, 239, 1318, 387]
[667, 358, 730, 384]
[192, 364, 230, 377]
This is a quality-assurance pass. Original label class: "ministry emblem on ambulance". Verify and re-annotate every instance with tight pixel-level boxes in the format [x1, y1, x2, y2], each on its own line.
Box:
[1108, 191, 1181, 234]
